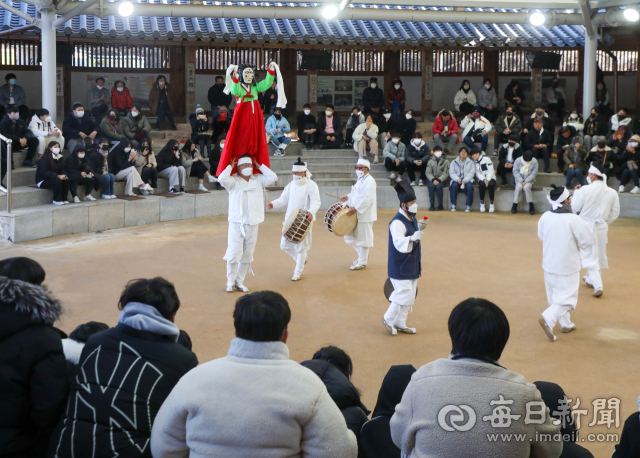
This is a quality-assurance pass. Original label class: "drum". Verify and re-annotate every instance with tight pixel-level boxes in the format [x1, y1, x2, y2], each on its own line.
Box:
[384, 277, 419, 302]
[282, 208, 312, 243]
[324, 202, 357, 236]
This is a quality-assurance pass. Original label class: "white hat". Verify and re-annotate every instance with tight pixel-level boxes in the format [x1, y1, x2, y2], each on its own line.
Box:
[357, 158, 371, 168]
[292, 157, 307, 172]
[588, 164, 605, 178]
[238, 156, 253, 166]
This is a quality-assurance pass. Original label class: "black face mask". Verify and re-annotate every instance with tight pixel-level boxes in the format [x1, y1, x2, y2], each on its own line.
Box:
[274, 114, 282, 120]
[590, 113, 597, 118]
[598, 141, 606, 148]
[506, 113, 513, 118]
[618, 114, 626, 120]
[174, 147, 179, 152]
[552, 82, 559, 88]
[101, 145, 109, 151]
[508, 142, 516, 147]
[108, 115, 116, 120]
[535, 110, 543, 116]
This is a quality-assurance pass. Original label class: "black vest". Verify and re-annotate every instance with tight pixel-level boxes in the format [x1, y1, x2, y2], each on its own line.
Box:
[388, 211, 422, 280]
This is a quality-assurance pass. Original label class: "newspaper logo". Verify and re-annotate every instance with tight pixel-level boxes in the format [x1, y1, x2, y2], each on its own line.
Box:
[438, 405, 477, 432]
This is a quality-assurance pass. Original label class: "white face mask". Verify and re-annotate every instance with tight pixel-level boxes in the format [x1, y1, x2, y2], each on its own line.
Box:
[241, 167, 253, 177]
[408, 203, 418, 214]
[124, 147, 131, 152]
[131, 111, 139, 117]
[412, 139, 423, 147]
[384, 113, 391, 119]
[484, 84, 491, 89]
[434, 151, 442, 158]
[405, 113, 412, 119]
[158, 82, 165, 88]
[77, 153, 85, 159]
[570, 113, 577, 119]
[96, 85, 103, 90]
[630, 142, 639, 148]
[370, 83, 377, 89]
[52, 147, 60, 154]
[44, 116, 52, 122]
[392, 138, 400, 144]
[303, 109, 310, 115]
[356, 170, 364, 178]
[394, 85, 400, 90]
[586, 176, 592, 184]
[220, 142, 225, 149]
[292, 175, 302, 181]
[75, 110, 84, 118]
[117, 87, 124, 92]
[325, 110, 333, 117]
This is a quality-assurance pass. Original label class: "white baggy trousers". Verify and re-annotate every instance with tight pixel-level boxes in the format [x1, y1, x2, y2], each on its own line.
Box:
[224, 222, 259, 287]
[384, 278, 417, 328]
[542, 271, 579, 330]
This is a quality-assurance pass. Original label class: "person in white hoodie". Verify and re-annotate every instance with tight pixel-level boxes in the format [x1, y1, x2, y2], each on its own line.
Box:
[460, 110, 492, 156]
[218, 155, 278, 292]
[610, 107, 632, 134]
[538, 185, 594, 342]
[267, 158, 321, 281]
[150, 291, 358, 458]
[29, 108, 64, 156]
[470, 149, 496, 213]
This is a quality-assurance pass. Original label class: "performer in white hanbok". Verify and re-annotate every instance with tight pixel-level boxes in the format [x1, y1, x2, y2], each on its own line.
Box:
[538, 185, 594, 342]
[571, 164, 620, 297]
[268, 158, 321, 281]
[219, 154, 278, 292]
[340, 158, 377, 270]
[382, 181, 422, 335]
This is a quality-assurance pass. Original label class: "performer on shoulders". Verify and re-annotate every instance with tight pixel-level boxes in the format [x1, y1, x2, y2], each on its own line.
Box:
[218, 154, 277, 292]
[382, 181, 422, 335]
[268, 158, 321, 281]
[340, 158, 377, 270]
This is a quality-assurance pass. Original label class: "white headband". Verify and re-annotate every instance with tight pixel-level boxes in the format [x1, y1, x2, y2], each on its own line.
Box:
[547, 187, 570, 210]
[292, 164, 307, 172]
[357, 158, 371, 168]
[588, 165, 605, 178]
[238, 157, 252, 166]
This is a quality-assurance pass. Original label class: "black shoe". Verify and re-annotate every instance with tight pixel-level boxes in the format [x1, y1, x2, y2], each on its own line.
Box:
[11, 162, 15, 170]
[154, 125, 161, 131]
[179, 187, 185, 193]
[171, 125, 178, 131]
[511, 203, 518, 214]
[22, 160, 37, 168]
[544, 166, 551, 174]
[529, 202, 535, 215]
[169, 187, 179, 194]
[501, 180, 509, 187]
[436, 205, 444, 211]
[429, 205, 435, 211]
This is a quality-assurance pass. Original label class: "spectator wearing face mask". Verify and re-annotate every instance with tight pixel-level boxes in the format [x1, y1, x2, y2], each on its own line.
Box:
[454, 80, 476, 115]
[297, 103, 317, 150]
[134, 144, 158, 193]
[87, 138, 116, 199]
[383, 131, 407, 182]
[562, 110, 584, 138]
[345, 107, 365, 148]
[400, 110, 416, 145]
[211, 105, 231, 141]
[586, 136, 614, 172]
[352, 115, 379, 163]
[432, 109, 459, 154]
[100, 109, 125, 143]
[522, 103, 555, 139]
[564, 136, 589, 189]
[497, 134, 523, 186]
[210, 134, 226, 176]
[65, 145, 99, 202]
[182, 139, 217, 191]
[388, 79, 406, 123]
[208, 75, 233, 120]
[470, 149, 496, 213]
[448, 146, 476, 212]
[29, 108, 64, 157]
[189, 104, 212, 158]
[460, 111, 492, 155]
[264, 80, 282, 116]
[607, 125, 631, 155]
[317, 104, 343, 149]
[377, 108, 396, 151]
[156, 139, 187, 193]
[111, 80, 132, 117]
[617, 135, 640, 194]
[610, 108, 633, 135]
[266, 107, 291, 157]
[405, 132, 429, 186]
[511, 150, 538, 215]
[583, 107, 609, 152]
[109, 139, 152, 196]
[524, 118, 555, 173]
[121, 104, 152, 149]
[362, 77, 385, 117]
[425, 145, 449, 211]
[148, 75, 177, 131]
[62, 103, 98, 153]
[494, 107, 522, 155]
[504, 79, 525, 120]
[477, 78, 499, 123]
[0, 73, 29, 120]
[554, 127, 573, 171]
[544, 76, 566, 121]
[0, 104, 39, 168]
[89, 77, 110, 122]
[36, 141, 70, 205]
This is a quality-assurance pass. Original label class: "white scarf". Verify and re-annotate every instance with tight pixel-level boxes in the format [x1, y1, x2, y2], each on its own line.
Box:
[546, 188, 570, 210]
[520, 158, 532, 176]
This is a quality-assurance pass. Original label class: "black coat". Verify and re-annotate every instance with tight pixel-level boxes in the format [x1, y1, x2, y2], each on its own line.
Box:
[156, 147, 182, 172]
[207, 83, 232, 108]
[362, 87, 384, 111]
[297, 113, 317, 139]
[108, 142, 136, 175]
[524, 128, 554, 152]
[50, 322, 198, 458]
[525, 115, 555, 134]
[65, 149, 92, 177]
[317, 115, 343, 140]
[0, 277, 68, 458]
[62, 112, 96, 143]
[586, 149, 615, 171]
[87, 150, 108, 176]
[36, 152, 67, 183]
[405, 142, 430, 162]
[189, 113, 210, 142]
[0, 115, 32, 145]
[376, 117, 396, 135]
[400, 118, 416, 144]
[583, 116, 608, 137]
[612, 412, 640, 458]
[498, 144, 524, 166]
[301, 360, 369, 441]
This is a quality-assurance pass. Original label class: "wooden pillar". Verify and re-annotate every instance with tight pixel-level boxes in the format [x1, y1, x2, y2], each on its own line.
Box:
[531, 68, 543, 105]
[307, 70, 318, 116]
[185, 46, 196, 122]
[421, 49, 433, 121]
[169, 45, 186, 121]
[280, 48, 297, 115]
[577, 48, 585, 113]
[636, 61, 640, 112]
[383, 50, 400, 108]
[484, 49, 499, 100]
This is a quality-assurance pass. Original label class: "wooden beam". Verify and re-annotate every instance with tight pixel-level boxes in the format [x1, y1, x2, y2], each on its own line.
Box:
[169, 45, 186, 121]
[421, 49, 433, 120]
[307, 69, 317, 116]
[383, 49, 400, 112]
[280, 48, 297, 115]
[185, 45, 196, 123]
[484, 49, 499, 102]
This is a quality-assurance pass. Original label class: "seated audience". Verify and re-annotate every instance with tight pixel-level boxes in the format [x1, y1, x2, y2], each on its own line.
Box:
[208, 75, 232, 119]
[89, 77, 110, 122]
[111, 80, 132, 117]
[512, 150, 538, 215]
[612, 397, 640, 458]
[301, 346, 370, 441]
[352, 114, 379, 163]
[448, 146, 475, 212]
[51, 277, 198, 457]
[149, 75, 177, 131]
[263, 80, 280, 115]
[470, 148, 496, 213]
[564, 137, 589, 188]
[477, 78, 499, 123]
[497, 134, 523, 186]
[182, 139, 216, 191]
[134, 144, 158, 193]
[494, 106, 522, 154]
[544, 76, 566, 121]
[617, 136, 640, 194]
[211, 105, 231, 140]
[65, 145, 98, 202]
[454, 79, 476, 115]
[562, 109, 584, 138]
[383, 131, 406, 183]
[345, 107, 365, 148]
[524, 118, 554, 173]
[62, 103, 98, 153]
[189, 104, 212, 158]
[1, 104, 38, 168]
[388, 79, 406, 123]
[297, 103, 317, 150]
[583, 106, 608, 152]
[586, 136, 614, 173]
[109, 139, 151, 196]
[150, 290, 358, 457]
[0, 73, 29, 120]
[390, 298, 562, 458]
[504, 79, 525, 120]
[432, 109, 459, 154]
[399, 109, 416, 145]
[0, 257, 68, 458]
[121, 104, 152, 149]
[87, 138, 116, 199]
[533, 381, 595, 458]
[611, 107, 633, 135]
[29, 108, 64, 158]
[523, 103, 555, 139]
[554, 127, 573, 171]
[317, 104, 343, 149]
[607, 125, 631, 154]
[156, 139, 186, 193]
[460, 110, 492, 155]
[99, 108, 125, 143]
[210, 134, 225, 176]
[426, 145, 449, 211]
[266, 106, 291, 156]
[377, 109, 396, 151]
[62, 321, 109, 385]
[362, 76, 384, 117]
[35, 141, 70, 205]
[405, 132, 429, 186]
[360, 365, 416, 458]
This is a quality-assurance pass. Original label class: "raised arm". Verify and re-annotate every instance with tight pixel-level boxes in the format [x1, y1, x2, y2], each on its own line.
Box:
[256, 65, 276, 93]
[218, 164, 237, 190]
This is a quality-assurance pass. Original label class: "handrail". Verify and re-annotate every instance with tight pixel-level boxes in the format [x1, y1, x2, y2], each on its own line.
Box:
[0, 134, 12, 214]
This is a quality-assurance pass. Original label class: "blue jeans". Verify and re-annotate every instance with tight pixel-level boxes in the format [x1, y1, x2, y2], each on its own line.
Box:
[565, 168, 584, 187]
[271, 136, 291, 148]
[426, 179, 444, 207]
[97, 172, 115, 195]
[450, 180, 474, 207]
[156, 107, 175, 129]
[464, 134, 489, 153]
[391, 105, 401, 123]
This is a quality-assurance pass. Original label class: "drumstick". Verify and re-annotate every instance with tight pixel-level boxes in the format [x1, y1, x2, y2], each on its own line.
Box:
[264, 187, 270, 205]
[325, 193, 341, 199]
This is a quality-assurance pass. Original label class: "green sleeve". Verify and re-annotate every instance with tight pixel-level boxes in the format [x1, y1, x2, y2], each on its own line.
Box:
[230, 80, 243, 98]
[256, 70, 275, 94]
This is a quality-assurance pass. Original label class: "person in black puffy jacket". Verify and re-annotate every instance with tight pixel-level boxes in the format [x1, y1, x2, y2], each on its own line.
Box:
[301, 346, 370, 442]
[36, 141, 70, 205]
[0, 257, 69, 458]
[405, 132, 430, 186]
[65, 144, 99, 202]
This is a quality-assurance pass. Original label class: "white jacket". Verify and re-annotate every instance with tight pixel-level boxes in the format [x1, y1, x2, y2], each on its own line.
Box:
[563, 119, 584, 135]
[28, 114, 61, 137]
[453, 89, 476, 111]
[150, 338, 358, 458]
[473, 155, 496, 182]
[219, 164, 277, 225]
[544, 86, 566, 104]
[538, 209, 594, 275]
[460, 115, 492, 139]
[352, 123, 379, 153]
[611, 114, 632, 132]
[270, 178, 321, 223]
[348, 173, 377, 222]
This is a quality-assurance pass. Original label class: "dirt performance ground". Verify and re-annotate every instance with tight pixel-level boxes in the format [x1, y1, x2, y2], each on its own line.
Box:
[4, 210, 639, 456]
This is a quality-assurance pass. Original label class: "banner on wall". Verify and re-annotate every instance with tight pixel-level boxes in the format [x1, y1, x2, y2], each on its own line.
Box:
[317, 77, 370, 110]
[86, 74, 169, 110]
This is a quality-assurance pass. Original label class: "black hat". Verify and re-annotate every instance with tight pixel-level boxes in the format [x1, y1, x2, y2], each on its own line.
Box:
[370, 77, 378, 83]
[549, 184, 567, 201]
[509, 134, 519, 142]
[394, 181, 416, 205]
[523, 150, 533, 162]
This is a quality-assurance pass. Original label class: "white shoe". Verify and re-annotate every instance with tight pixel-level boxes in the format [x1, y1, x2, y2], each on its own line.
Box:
[63, 201, 70, 204]
[145, 183, 154, 194]
[226, 284, 234, 292]
[382, 318, 397, 336]
[538, 318, 557, 342]
[84, 195, 96, 201]
[101, 194, 112, 200]
[396, 176, 403, 182]
[350, 263, 366, 270]
[110, 195, 117, 199]
[593, 289, 603, 297]
[583, 275, 594, 288]
[450, 205, 457, 212]
[53, 200, 64, 206]
[234, 283, 249, 292]
[395, 324, 417, 334]
[489, 203, 495, 213]
[418, 180, 423, 186]
[631, 186, 640, 194]
[410, 181, 416, 186]
[481, 151, 486, 156]
[73, 196, 81, 203]
[198, 184, 207, 192]
[618, 185, 625, 193]
[465, 206, 471, 212]
[139, 187, 149, 196]
[208, 175, 217, 183]
[388, 172, 396, 179]
[480, 203, 486, 213]
[373, 156, 379, 164]
[292, 273, 301, 281]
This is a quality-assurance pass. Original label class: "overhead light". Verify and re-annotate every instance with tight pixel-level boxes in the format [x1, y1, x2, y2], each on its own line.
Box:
[322, 4, 338, 18]
[118, 1, 134, 16]
[623, 7, 639, 21]
[529, 12, 546, 26]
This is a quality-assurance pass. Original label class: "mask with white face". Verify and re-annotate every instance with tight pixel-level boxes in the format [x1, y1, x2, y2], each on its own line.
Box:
[9, 113, 19, 120]
[124, 147, 131, 153]
[394, 85, 400, 90]
[303, 109, 310, 115]
[570, 113, 577, 119]
[630, 142, 639, 148]
[117, 87, 124, 92]
[371, 83, 377, 88]
[96, 85, 103, 90]
[292, 175, 302, 181]
[241, 167, 253, 177]
[586, 176, 592, 184]
[384, 113, 391, 119]
[392, 138, 400, 144]
[356, 170, 364, 178]
[78, 153, 85, 159]
[325, 110, 333, 117]
[405, 113, 412, 119]
[484, 84, 491, 89]
[75, 110, 84, 118]
[45, 116, 52, 122]
[52, 147, 60, 154]
[407, 203, 418, 214]
[220, 142, 225, 149]
[131, 111, 139, 117]
[434, 151, 442, 158]
[242, 68, 254, 84]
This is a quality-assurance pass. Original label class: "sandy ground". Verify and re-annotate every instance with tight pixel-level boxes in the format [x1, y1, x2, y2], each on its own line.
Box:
[3, 210, 639, 457]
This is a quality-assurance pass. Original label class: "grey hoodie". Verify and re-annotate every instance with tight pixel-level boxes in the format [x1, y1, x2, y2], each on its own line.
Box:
[383, 140, 406, 161]
[89, 85, 111, 108]
[449, 157, 476, 183]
